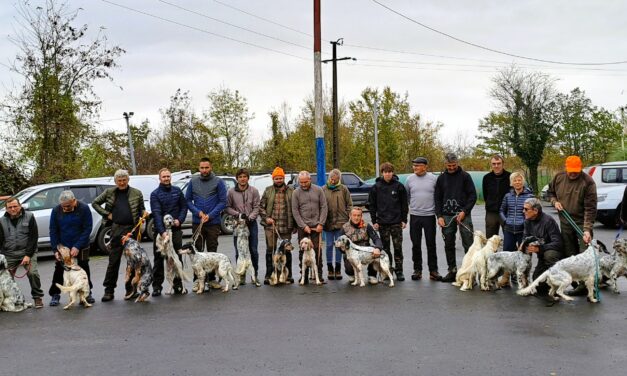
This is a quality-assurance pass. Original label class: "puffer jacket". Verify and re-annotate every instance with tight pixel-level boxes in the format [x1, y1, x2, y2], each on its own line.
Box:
[499, 187, 534, 233]
[92, 186, 145, 223]
[150, 184, 187, 234]
[185, 173, 227, 225]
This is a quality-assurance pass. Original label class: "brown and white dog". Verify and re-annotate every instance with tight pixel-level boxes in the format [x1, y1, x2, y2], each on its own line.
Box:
[0, 254, 32, 312]
[55, 246, 91, 310]
[299, 237, 322, 286]
[123, 238, 153, 302]
[270, 239, 293, 286]
[452, 231, 487, 291]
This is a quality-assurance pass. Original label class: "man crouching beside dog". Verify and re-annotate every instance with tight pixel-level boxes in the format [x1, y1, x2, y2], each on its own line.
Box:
[521, 198, 563, 295]
[48, 191, 95, 306]
[339, 207, 384, 284]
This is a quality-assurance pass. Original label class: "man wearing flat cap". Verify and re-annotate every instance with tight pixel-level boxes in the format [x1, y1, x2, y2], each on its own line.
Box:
[405, 157, 441, 281]
[547, 155, 597, 296]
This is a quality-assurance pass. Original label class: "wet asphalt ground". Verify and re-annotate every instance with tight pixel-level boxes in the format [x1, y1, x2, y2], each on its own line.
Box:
[1, 204, 626, 376]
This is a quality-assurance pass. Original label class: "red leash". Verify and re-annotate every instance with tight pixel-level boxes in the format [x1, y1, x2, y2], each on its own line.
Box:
[9, 263, 30, 279]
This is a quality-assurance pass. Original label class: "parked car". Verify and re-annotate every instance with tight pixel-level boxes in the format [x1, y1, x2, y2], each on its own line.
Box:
[0, 181, 115, 254]
[290, 172, 372, 206]
[172, 174, 237, 235]
[592, 162, 627, 227]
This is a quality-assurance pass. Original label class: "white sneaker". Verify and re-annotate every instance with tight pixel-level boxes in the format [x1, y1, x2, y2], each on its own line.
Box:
[368, 276, 378, 285]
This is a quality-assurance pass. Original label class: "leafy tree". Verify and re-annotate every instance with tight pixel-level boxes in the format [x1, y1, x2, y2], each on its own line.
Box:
[3, 0, 124, 183]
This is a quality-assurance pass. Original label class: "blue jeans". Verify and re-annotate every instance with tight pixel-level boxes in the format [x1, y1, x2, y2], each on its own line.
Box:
[233, 220, 259, 274]
[325, 229, 343, 265]
[503, 230, 523, 253]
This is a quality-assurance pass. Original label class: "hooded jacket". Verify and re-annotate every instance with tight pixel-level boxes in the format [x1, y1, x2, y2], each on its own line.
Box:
[368, 175, 408, 225]
[434, 167, 477, 217]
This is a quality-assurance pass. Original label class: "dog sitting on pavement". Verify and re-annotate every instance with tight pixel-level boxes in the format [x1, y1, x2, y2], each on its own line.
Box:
[599, 238, 627, 294]
[518, 239, 610, 303]
[0, 254, 32, 312]
[471, 235, 502, 291]
[54, 246, 91, 310]
[299, 237, 322, 286]
[178, 243, 238, 293]
[334, 235, 394, 288]
[486, 236, 541, 290]
[155, 214, 190, 295]
[270, 239, 293, 286]
[452, 231, 487, 291]
[123, 238, 153, 302]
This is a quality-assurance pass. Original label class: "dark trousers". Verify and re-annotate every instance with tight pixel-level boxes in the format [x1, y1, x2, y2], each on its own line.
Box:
[297, 229, 323, 278]
[441, 214, 474, 272]
[502, 230, 523, 253]
[485, 211, 504, 238]
[4, 253, 43, 299]
[532, 250, 562, 279]
[409, 215, 437, 272]
[378, 223, 404, 273]
[49, 247, 93, 296]
[233, 220, 259, 274]
[264, 227, 293, 279]
[192, 223, 221, 281]
[103, 224, 134, 294]
[152, 228, 183, 290]
[560, 221, 587, 257]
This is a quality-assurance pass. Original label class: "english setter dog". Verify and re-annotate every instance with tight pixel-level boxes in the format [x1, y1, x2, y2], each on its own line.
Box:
[599, 238, 627, 294]
[486, 236, 540, 291]
[155, 214, 190, 294]
[334, 235, 394, 287]
[518, 240, 610, 303]
[230, 215, 260, 287]
[0, 254, 32, 312]
[299, 237, 322, 286]
[453, 231, 487, 291]
[123, 238, 153, 302]
[471, 235, 502, 291]
[178, 244, 238, 293]
[55, 246, 91, 310]
[270, 239, 293, 286]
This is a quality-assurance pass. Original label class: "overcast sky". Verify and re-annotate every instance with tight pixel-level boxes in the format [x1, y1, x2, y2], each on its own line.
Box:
[1, 0, 626, 145]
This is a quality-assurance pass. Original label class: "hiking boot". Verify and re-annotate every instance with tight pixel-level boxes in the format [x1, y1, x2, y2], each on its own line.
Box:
[441, 271, 456, 283]
[327, 264, 335, 280]
[429, 271, 442, 281]
[101, 293, 114, 302]
[85, 293, 95, 304]
[395, 271, 405, 281]
[566, 284, 589, 296]
[152, 288, 162, 297]
[411, 271, 422, 281]
[34, 297, 43, 309]
[49, 294, 61, 307]
[335, 270, 343, 280]
[368, 276, 378, 285]
[209, 281, 222, 290]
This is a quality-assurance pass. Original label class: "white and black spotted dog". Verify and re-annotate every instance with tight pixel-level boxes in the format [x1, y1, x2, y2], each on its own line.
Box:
[518, 239, 610, 303]
[270, 239, 293, 286]
[178, 244, 238, 293]
[599, 238, 627, 294]
[334, 235, 394, 288]
[299, 237, 322, 286]
[229, 215, 260, 287]
[486, 236, 541, 290]
[123, 238, 153, 302]
[0, 254, 32, 312]
[155, 214, 190, 294]
[55, 246, 91, 309]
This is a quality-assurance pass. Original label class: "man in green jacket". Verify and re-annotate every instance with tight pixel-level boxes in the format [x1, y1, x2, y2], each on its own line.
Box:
[92, 169, 146, 302]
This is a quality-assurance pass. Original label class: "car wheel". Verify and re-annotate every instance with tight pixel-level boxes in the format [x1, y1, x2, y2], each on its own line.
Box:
[220, 213, 234, 235]
[97, 226, 112, 254]
[144, 217, 155, 241]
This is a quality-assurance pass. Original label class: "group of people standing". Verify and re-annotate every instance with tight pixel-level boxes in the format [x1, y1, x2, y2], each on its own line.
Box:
[0, 152, 599, 308]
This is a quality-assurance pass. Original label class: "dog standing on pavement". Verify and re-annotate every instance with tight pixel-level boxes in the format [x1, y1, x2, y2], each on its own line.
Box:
[486, 236, 540, 290]
[334, 235, 394, 288]
[0, 254, 32, 312]
[453, 231, 487, 291]
[178, 244, 238, 293]
[471, 235, 502, 291]
[123, 238, 153, 302]
[599, 238, 627, 294]
[299, 237, 322, 286]
[270, 239, 293, 286]
[54, 246, 91, 310]
[155, 214, 190, 294]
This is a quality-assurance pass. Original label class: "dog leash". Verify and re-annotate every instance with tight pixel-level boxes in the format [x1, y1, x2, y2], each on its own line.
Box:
[558, 209, 584, 238]
[615, 224, 624, 240]
[9, 263, 30, 279]
[121, 213, 149, 245]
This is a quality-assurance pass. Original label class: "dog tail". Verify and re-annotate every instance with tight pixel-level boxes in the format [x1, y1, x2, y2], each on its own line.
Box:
[55, 283, 82, 293]
[517, 270, 549, 296]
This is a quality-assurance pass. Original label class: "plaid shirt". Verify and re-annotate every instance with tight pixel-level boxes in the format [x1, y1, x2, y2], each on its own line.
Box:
[271, 188, 290, 234]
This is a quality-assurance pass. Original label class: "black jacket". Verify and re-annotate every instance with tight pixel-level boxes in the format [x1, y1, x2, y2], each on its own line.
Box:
[523, 211, 563, 254]
[434, 167, 477, 217]
[482, 170, 511, 213]
[368, 175, 408, 225]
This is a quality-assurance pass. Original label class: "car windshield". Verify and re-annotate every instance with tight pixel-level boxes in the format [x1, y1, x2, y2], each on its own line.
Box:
[0, 187, 36, 209]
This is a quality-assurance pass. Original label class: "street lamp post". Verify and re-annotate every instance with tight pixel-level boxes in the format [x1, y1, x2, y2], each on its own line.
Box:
[372, 99, 380, 178]
[123, 111, 137, 175]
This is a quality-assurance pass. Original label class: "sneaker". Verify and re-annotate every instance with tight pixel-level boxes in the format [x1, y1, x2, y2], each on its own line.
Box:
[101, 293, 114, 302]
[34, 297, 44, 309]
[396, 271, 405, 281]
[86, 293, 95, 304]
[429, 271, 442, 281]
[152, 289, 162, 297]
[368, 276, 378, 285]
[411, 271, 422, 281]
[209, 281, 222, 290]
[441, 271, 456, 283]
[49, 294, 61, 307]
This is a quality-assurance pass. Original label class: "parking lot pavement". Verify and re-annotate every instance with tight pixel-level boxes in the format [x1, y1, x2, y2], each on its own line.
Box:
[2, 205, 626, 376]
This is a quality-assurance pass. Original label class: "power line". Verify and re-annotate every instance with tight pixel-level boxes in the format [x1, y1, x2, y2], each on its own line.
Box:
[371, 0, 627, 66]
[156, 0, 310, 51]
[100, 0, 309, 61]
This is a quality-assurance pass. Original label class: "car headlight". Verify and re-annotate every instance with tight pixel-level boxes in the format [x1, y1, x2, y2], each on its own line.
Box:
[597, 193, 607, 202]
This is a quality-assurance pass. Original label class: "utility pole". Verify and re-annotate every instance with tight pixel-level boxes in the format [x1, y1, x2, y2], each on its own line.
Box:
[313, 0, 325, 187]
[621, 106, 626, 160]
[372, 99, 380, 177]
[123, 111, 137, 175]
[322, 39, 355, 169]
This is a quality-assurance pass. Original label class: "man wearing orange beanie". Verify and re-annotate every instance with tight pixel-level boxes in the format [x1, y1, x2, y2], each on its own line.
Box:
[547, 155, 597, 296]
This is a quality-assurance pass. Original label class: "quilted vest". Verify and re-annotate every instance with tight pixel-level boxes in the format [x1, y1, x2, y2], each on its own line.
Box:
[0, 210, 34, 257]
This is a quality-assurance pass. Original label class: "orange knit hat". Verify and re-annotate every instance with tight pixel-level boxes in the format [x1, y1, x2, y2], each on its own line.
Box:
[271, 167, 285, 178]
[565, 156, 583, 173]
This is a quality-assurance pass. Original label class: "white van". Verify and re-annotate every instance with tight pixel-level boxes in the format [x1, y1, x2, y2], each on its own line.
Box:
[591, 161, 627, 226]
